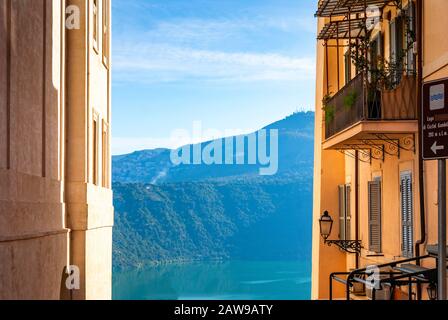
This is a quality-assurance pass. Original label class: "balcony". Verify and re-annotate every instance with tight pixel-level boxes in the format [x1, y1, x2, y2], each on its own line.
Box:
[324, 73, 418, 142]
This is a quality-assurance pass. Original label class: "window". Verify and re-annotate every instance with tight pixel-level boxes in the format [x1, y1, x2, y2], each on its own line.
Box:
[93, 0, 99, 50]
[338, 184, 351, 240]
[102, 120, 109, 188]
[400, 172, 414, 258]
[102, 0, 110, 66]
[93, 114, 99, 185]
[368, 179, 382, 253]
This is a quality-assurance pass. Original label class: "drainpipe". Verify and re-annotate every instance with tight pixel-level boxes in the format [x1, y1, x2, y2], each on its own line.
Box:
[415, 0, 426, 265]
[355, 151, 360, 269]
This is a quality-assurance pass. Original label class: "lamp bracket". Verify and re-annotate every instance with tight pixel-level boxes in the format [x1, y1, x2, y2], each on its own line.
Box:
[325, 240, 362, 254]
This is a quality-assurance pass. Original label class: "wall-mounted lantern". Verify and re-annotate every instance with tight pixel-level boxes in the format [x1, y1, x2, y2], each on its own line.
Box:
[427, 283, 438, 301]
[319, 211, 362, 254]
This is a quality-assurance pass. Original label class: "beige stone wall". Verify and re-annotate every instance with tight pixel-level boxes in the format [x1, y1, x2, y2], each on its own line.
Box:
[0, 0, 68, 300]
[0, 0, 113, 300]
[65, 0, 113, 300]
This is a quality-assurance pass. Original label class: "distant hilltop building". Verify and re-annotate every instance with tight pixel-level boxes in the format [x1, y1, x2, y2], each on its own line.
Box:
[313, 0, 448, 300]
[0, 0, 113, 299]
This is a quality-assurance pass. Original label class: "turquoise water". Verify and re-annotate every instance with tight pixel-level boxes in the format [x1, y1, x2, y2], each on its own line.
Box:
[113, 260, 311, 300]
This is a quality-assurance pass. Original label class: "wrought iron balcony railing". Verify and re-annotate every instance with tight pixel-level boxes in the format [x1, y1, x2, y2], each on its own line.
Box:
[324, 73, 417, 140]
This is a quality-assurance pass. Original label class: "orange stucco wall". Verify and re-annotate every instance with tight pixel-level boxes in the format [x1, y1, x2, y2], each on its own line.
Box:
[313, 0, 448, 299]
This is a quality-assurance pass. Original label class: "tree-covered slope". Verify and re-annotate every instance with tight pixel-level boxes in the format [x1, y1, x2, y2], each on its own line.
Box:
[113, 177, 312, 271]
[112, 112, 315, 271]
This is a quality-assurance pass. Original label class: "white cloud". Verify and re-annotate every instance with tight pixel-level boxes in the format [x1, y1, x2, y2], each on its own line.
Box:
[113, 43, 315, 84]
[134, 15, 316, 45]
[112, 8, 316, 85]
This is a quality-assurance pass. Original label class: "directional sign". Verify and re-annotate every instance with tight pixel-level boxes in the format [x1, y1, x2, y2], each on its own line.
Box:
[422, 78, 448, 160]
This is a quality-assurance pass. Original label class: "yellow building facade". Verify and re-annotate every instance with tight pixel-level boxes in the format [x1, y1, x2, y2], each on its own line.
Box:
[313, 0, 448, 300]
[0, 0, 113, 300]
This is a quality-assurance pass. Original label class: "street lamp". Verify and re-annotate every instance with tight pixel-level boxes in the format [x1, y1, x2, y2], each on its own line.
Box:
[319, 211, 362, 254]
[427, 283, 438, 301]
[319, 210, 333, 241]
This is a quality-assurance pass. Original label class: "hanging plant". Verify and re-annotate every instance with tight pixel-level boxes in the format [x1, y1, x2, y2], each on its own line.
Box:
[348, 5, 416, 93]
[324, 105, 335, 123]
[322, 93, 335, 123]
[343, 90, 358, 110]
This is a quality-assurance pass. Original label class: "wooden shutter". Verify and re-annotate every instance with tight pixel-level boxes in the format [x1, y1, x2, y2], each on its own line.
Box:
[378, 31, 383, 58]
[368, 181, 382, 252]
[390, 19, 396, 63]
[338, 184, 352, 241]
[345, 185, 351, 240]
[406, 2, 416, 74]
[390, 17, 404, 86]
[338, 185, 346, 240]
[400, 172, 414, 258]
[344, 51, 351, 85]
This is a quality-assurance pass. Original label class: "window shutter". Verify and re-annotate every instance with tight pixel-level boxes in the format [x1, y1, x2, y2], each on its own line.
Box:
[339, 185, 346, 240]
[368, 181, 382, 252]
[390, 18, 403, 85]
[345, 185, 351, 240]
[377, 32, 383, 58]
[390, 20, 396, 63]
[396, 16, 404, 84]
[406, 2, 416, 74]
[344, 51, 352, 85]
[400, 172, 414, 258]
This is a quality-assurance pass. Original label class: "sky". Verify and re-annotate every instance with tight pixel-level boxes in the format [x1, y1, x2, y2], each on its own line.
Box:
[112, 0, 317, 155]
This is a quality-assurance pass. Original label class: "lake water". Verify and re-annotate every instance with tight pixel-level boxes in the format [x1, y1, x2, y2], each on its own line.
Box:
[113, 260, 311, 300]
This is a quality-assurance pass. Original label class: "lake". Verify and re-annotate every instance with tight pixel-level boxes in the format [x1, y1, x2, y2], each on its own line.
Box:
[113, 260, 311, 300]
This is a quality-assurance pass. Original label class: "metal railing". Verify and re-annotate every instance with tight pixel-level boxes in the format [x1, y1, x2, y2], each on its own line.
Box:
[329, 255, 434, 301]
[324, 74, 417, 139]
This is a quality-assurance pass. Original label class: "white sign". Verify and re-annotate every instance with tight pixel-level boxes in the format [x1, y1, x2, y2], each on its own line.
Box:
[430, 84, 445, 111]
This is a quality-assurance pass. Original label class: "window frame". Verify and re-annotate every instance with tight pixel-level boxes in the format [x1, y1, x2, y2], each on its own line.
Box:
[93, 0, 99, 53]
[102, 0, 110, 67]
[92, 112, 100, 186]
[102, 120, 109, 188]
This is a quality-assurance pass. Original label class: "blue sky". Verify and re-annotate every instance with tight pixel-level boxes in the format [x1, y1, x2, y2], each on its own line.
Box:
[112, 0, 317, 154]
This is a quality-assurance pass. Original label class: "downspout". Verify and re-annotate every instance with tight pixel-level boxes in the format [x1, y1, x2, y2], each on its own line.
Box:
[415, 0, 426, 265]
[355, 151, 360, 269]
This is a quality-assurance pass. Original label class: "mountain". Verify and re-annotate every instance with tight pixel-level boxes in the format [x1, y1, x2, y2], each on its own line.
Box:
[112, 112, 315, 271]
[112, 112, 314, 183]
